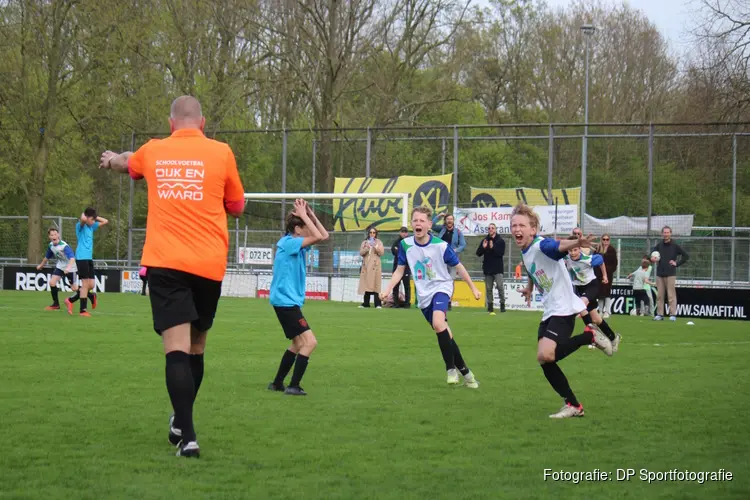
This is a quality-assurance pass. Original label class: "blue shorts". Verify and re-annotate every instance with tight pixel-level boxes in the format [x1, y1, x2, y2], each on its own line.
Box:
[421, 292, 451, 325]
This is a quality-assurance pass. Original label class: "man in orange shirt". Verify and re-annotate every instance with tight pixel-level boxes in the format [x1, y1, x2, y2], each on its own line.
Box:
[99, 96, 245, 458]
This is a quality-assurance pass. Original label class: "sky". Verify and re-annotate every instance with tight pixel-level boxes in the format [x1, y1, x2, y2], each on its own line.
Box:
[544, 0, 700, 54]
[475, 0, 703, 56]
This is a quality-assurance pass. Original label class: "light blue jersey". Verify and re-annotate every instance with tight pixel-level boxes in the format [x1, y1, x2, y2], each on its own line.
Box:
[75, 221, 100, 260]
[270, 235, 309, 307]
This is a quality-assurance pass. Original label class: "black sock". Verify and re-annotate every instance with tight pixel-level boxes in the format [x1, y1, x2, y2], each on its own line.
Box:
[274, 350, 297, 385]
[541, 362, 579, 407]
[436, 330, 455, 370]
[69, 294, 79, 303]
[190, 354, 204, 399]
[165, 351, 196, 443]
[598, 319, 616, 341]
[451, 339, 469, 376]
[80, 298, 88, 312]
[51, 287, 59, 306]
[88, 291, 95, 301]
[555, 332, 594, 361]
[581, 312, 593, 326]
[289, 354, 309, 388]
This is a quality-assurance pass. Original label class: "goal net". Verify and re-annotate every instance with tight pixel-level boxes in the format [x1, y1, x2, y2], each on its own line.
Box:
[222, 192, 411, 306]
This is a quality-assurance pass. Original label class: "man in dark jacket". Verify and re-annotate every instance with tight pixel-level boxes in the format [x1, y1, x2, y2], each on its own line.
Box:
[651, 226, 689, 321]
[476, 223, 506, 314]
[390, 226, 411, 308]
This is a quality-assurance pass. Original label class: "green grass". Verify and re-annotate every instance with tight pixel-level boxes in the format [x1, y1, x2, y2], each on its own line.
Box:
[1, 291, 749, 500]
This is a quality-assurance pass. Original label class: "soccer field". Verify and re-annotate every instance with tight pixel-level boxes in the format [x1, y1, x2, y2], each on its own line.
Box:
[2, 291, 749, 499]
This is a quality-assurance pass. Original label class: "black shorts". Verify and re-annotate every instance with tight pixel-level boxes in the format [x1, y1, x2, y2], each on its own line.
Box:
[77, 260, 95, 280]
[575, 281, 599, 311]
[273, 306, 311, 340]
[52, 268, 77, 286]
[537, 314, 577, 342]
[147, 267, 222, 335]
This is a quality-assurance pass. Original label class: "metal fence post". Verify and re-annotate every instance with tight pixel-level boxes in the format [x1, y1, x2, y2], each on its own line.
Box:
[127, 131, 135, 267]
[312, 140, 317, 194]
[281, 129, 288, 232]
[710, 230, 715, 282]
[646, 123, 654, 252]
[731, 134, 737, 284]
[453, 126, 459, 210]
[365, 127, 372, 177]
[548, 125, 554, 205]
[441, 138, 446, 175]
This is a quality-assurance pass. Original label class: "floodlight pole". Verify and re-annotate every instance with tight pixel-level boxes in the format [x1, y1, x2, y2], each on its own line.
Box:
[245, 192, 411, 229]
[580, 24, 596, 232]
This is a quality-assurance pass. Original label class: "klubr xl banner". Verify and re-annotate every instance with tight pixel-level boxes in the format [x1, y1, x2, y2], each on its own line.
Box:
[333, 174, 453, 232]
[470, 187, 580, 207]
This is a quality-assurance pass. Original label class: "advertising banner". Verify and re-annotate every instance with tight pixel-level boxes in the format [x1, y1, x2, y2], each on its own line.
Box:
[470, 187, 580, 207]
[609, 285, 748, 321]
[238, 247, 273, 265]
[257, 274, 329, 301]
[4, 266, 121, 293]
[454, 205, 578, 235]
[121, 270, 144, 294]
[333, 174, 453, 231]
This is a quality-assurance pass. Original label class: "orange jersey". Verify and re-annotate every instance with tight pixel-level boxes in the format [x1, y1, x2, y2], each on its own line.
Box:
[128, 129, 245, 281]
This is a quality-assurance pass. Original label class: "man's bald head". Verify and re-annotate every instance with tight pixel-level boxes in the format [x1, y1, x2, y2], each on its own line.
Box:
[169, 96, 205, 130]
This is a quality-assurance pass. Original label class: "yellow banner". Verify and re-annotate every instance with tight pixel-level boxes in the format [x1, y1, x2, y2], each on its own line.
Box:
[470, 187, 580, 208]
[451, 281, 486, 308]
[333, 174, 453, 232]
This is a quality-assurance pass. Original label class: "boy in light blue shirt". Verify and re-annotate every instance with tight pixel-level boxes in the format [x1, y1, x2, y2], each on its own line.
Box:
[268, 199, 329, 396]
[67, 207, 108, 316]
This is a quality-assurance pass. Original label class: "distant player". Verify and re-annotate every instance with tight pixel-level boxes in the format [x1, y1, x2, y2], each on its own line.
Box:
[381, 206, 481, 389]
[627, 257, 655, 316]
[268, 199, 329, 396]
[66, 208, 108, 316]
[36, 227, 79, 310]
[512, 204, 612, 418]
[565, 239, 622, 352]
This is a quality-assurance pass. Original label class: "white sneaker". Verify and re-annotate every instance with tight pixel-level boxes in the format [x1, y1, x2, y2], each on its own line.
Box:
[376, 306, 382, 309]
[549, 403, 585, 419]
[612, 333, 622, 353]
[590, 326, 613, 356]
[176, 440, 200, 458]
[463, 371, 479, 389]
[669, 316, 676, 321]
[654, 315, 663, 321]
[446, 368, 460, 385]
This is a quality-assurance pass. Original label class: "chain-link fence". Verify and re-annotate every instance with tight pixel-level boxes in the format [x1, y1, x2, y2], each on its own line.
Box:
[2, 122, 749, 286]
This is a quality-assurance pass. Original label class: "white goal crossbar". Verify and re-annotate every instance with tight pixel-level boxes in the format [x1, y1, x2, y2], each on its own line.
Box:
[244, 192, 411, 228]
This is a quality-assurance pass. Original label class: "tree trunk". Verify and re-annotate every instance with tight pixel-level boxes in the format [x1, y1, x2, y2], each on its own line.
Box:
[26, 136, 50, 262]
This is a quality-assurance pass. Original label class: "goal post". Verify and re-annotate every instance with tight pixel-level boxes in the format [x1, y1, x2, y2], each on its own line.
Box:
[243, 192, 411, 229]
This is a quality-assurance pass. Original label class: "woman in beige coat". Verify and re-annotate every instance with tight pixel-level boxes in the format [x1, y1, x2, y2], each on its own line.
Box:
[358, 227, 384, 308]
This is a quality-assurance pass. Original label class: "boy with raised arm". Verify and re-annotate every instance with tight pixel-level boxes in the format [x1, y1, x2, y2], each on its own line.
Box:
[381, 206, 481, 388]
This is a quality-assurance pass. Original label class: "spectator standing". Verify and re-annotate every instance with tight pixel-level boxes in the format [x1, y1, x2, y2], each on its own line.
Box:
[358, 227, 385, 308]
[390, 226, 412, 308]
[595, 234, 617, 318]
[651, 226, 689, 321]
[476, 223, 506, 314]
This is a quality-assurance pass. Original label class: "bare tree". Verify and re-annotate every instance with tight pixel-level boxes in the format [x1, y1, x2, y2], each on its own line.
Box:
[692, 0, 750, 118]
